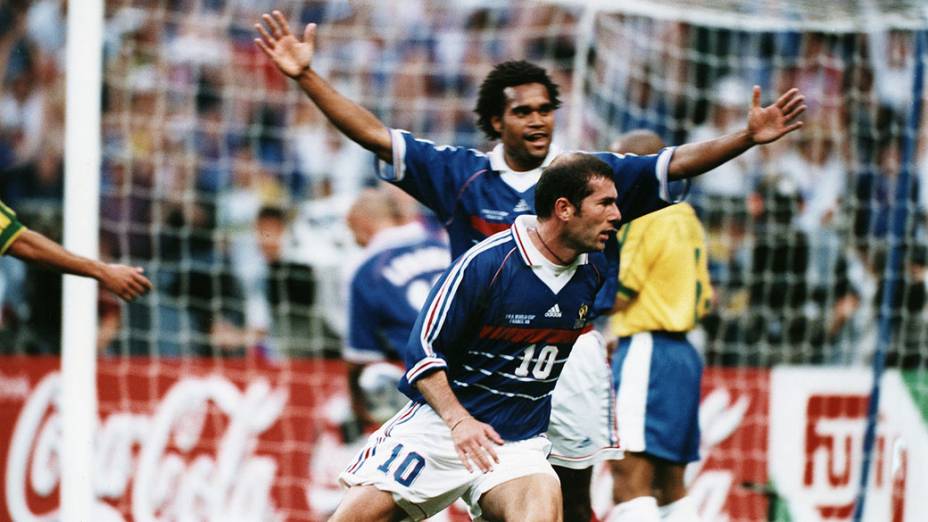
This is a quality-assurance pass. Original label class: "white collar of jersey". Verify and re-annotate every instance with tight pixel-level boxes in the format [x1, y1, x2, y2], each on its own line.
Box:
[487, 142, 561, 175]
[512, 215, 588, 269]
[365, 222, 427, 257]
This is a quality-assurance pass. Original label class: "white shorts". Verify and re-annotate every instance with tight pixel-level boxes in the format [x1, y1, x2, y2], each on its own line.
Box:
[339, 402, 558, 521]
[547, 329, 623, 469]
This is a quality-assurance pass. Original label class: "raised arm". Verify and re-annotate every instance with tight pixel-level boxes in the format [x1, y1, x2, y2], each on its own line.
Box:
[8, 230, 153, 302]
[668, 86, 805, 180]
[254, 10, 392, 162]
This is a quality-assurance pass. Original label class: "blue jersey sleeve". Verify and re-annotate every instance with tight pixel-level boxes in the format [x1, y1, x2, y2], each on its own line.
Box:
[401, 248, 488, 388]
[345, 265, 387, 363]
[593, 147, 676, 224]
[375, 129, 488, 223]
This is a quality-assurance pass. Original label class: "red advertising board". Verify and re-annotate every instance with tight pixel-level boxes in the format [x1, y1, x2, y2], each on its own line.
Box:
[1, 356, 345, 521]
[2, 358, 770, 521]
[695, 368, 770, 521]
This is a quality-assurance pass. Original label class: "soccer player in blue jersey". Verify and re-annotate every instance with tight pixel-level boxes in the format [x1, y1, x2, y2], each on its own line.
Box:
[333, 153, 621, 522]
[344, 187, 450, 428]
[605, 131, 712, 522]
[255, 10, 804, 521]
[0, 199, 152, 302]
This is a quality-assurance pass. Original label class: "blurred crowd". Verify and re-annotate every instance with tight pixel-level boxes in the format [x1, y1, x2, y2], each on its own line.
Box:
[0, 0, 925, 369]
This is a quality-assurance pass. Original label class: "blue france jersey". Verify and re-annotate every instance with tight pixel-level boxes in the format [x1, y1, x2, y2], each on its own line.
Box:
[377, 129, 675, 260]
[399, 216, 607, 441]
[346, 226, 451, 364]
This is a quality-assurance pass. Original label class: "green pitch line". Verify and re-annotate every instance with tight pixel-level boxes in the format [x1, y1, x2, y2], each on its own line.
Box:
[902, 371, 928, 425]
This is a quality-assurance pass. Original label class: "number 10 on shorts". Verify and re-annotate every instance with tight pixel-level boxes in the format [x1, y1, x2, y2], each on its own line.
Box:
[377, 443, 426, 486]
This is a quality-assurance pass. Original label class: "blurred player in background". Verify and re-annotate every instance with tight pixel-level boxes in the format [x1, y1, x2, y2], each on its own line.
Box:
[0, 199, 152, 302]
[334, 154, 621, 522]
[344, 186, 450, 429]
[605, 131, 712, 522]
[255, 10, 804, 521]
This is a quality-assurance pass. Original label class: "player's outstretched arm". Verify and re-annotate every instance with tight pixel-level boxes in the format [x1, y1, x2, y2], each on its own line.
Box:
[415, 370, 503, 473]
[668, 85, 805, 180]
[254, 10, 392, 162]
[7, 229, 153, 302]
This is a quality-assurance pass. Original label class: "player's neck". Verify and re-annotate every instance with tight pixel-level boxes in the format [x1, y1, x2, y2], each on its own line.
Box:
[503, 149, 544, 172]
[530, 224, 577, 266]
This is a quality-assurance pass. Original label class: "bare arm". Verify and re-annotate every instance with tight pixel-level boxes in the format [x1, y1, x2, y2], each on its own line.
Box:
[7, 229, 153, 301]
[254, 11, 392, 162]
[415, 370, 503, 473]
[609, 293, 632, 314]
[668, 86, 806, 180]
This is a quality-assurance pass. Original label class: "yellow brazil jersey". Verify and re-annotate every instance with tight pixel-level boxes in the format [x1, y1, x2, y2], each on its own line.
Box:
[0, 200, 26, 256]
[609, 202, 713, 337]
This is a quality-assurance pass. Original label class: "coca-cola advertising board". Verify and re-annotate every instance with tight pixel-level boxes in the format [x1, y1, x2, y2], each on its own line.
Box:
[1, 357, 342, 521]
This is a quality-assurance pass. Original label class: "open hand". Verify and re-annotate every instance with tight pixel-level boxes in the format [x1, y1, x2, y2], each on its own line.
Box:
[747, 86, 806, 145]
[254, 10, 316, 79]
[99, 264, 153, 302]
[451, 416, 503, 473]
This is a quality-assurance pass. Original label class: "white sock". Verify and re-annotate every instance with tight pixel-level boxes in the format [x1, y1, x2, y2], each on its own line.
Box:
[659, 496, 700, 522]
[605, 496, 660, 522]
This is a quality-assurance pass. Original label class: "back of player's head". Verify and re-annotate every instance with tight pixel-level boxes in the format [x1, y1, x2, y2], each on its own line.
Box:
[349, 187, 400, 223]
[347, 187, 404, 246]
[535, 153, 613, 219]
[474, 60, 562, 140]
[609, 129, 665, 156]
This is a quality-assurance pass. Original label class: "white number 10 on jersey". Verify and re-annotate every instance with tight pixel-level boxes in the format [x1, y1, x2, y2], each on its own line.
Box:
[514, 344, 559, 379]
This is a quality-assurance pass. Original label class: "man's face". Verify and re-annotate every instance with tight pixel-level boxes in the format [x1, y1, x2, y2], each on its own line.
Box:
[491, 82, 555, 171]
[564, 176, 621, 252]
[256, 216, 286, 262]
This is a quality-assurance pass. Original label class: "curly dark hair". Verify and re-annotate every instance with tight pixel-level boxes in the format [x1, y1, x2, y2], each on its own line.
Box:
[474, 60, 562, 140]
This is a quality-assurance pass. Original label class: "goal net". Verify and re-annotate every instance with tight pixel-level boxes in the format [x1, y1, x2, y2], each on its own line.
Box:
[0, 0, 926, 521]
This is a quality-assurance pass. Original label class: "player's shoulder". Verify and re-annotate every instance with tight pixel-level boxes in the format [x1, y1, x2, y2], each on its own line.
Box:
[559, 149, 663, 168]
[642, 202, 700, 227]
[395, 129, 489, 161]
[453, 228, 517, 273]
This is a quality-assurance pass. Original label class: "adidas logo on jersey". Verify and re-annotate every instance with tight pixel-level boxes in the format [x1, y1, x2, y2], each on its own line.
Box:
[544, 304, 562, 318]
[513, 199, 531, 212]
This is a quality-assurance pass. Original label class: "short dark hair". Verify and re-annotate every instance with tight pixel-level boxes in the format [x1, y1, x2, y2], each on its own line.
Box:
[474, 60, 562, 140]
[257, 205, 287, 222]
[535, 154, 613, 219]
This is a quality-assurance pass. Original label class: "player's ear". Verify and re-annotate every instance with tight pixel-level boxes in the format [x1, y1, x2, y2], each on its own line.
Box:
[554, 197, 573, 221]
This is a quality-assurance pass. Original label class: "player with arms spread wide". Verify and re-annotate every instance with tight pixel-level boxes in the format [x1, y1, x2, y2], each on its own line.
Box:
[254, 10, 804, 521]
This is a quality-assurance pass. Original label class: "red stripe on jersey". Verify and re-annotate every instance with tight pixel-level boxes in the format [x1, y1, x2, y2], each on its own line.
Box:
[478, 323, 593, 344]
[469, 216, 510, 238]
[408, 359, 446, 381]
[421, 284, 449, 355]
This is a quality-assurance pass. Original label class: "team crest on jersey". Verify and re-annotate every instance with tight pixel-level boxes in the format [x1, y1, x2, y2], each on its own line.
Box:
[574, 304, 589, 328]
[513, 199, 531, 213]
